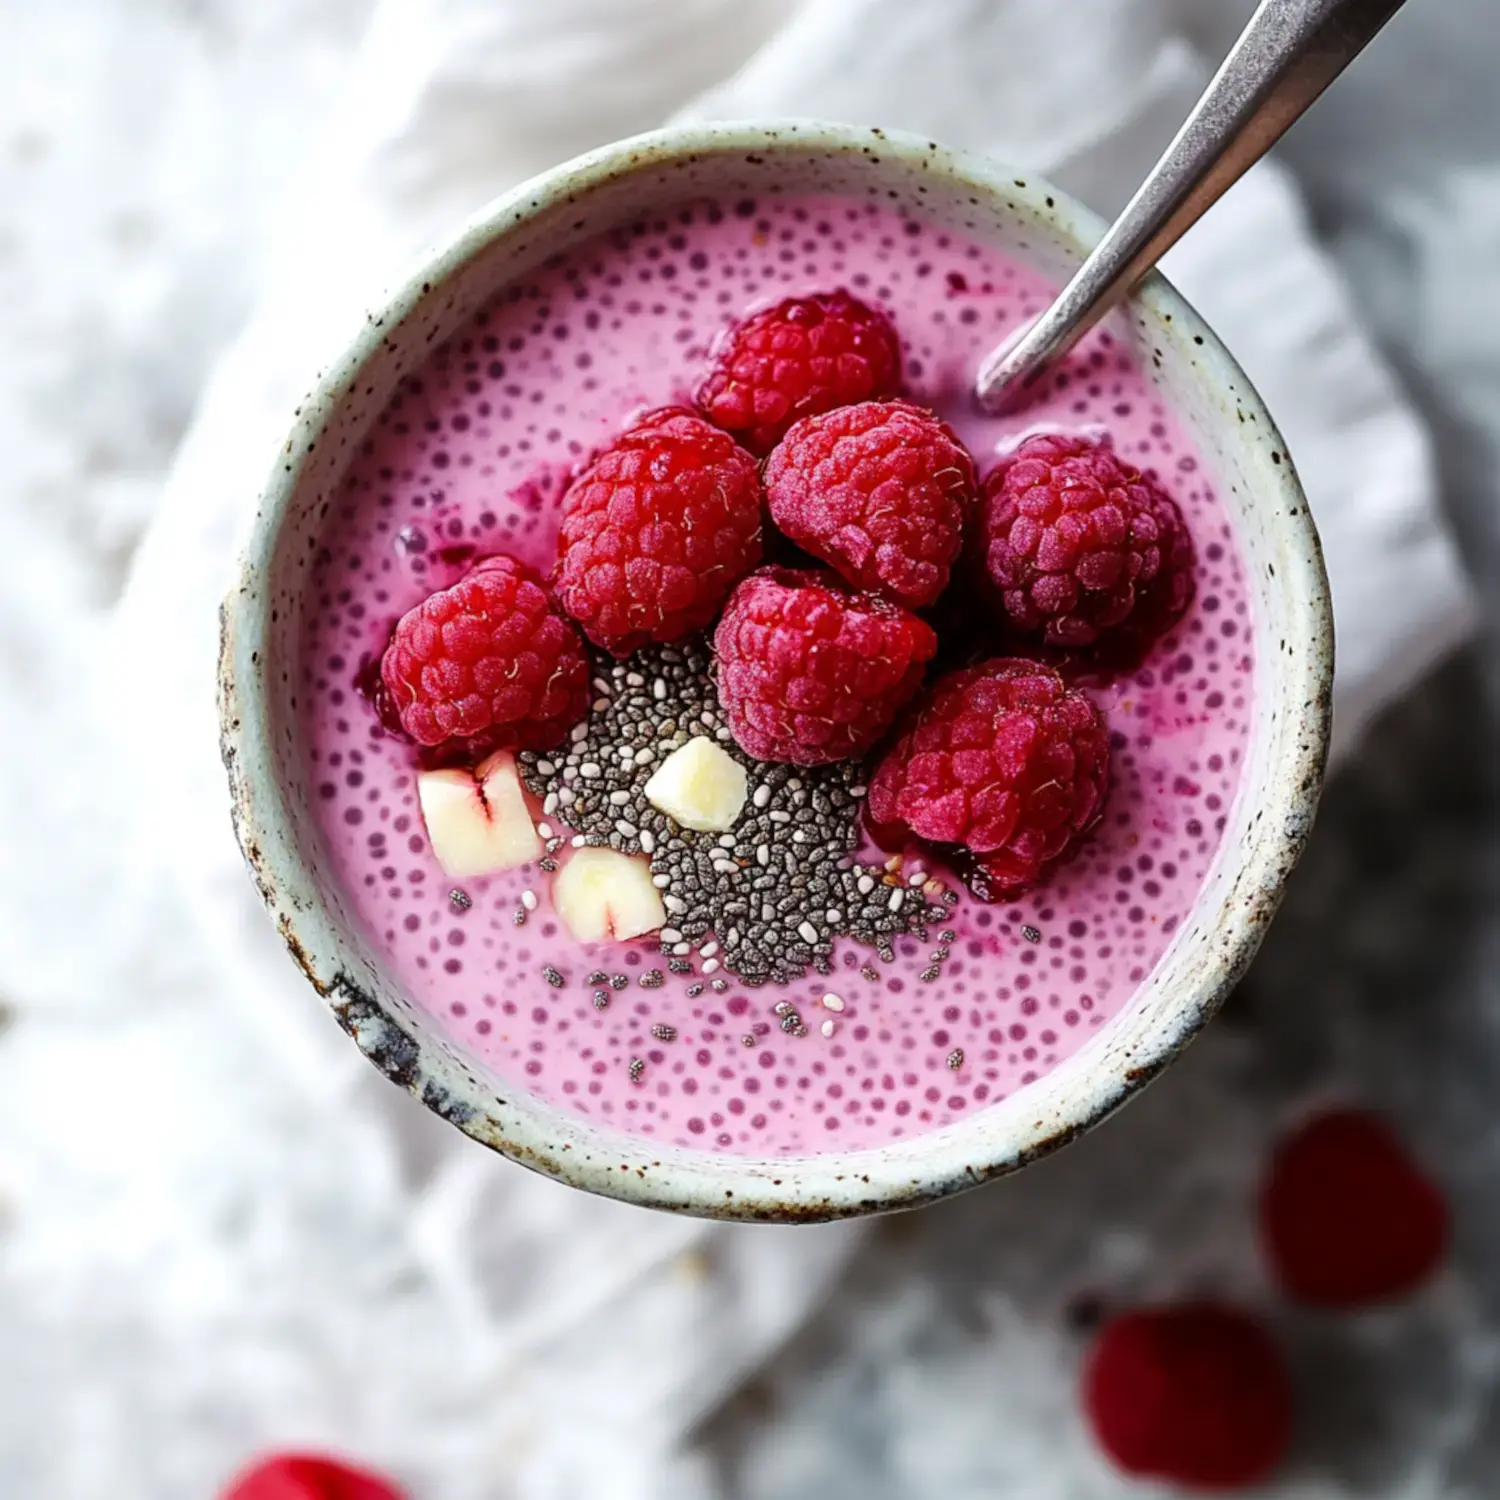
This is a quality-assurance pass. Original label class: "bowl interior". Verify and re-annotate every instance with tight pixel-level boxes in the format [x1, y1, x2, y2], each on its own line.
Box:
[220, 122, 1330, 1221]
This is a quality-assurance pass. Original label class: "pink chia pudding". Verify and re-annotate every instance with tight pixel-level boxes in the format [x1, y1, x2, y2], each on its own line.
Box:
[297, 192, 1253, 1156]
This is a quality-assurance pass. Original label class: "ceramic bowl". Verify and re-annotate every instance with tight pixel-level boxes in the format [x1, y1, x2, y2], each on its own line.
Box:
[218, 120, 1332, 1222]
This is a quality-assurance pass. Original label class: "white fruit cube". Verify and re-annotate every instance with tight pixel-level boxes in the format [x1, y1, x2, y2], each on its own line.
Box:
[643, 735, 748, 832]
[552, 847, 665, 944]
[417, 751, 541, 878]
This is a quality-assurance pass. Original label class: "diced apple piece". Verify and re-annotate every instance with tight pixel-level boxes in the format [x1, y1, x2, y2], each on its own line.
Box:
[417, 751, 541, 878]
[643, 735, 748, 832]
[552, 847, 665, 944]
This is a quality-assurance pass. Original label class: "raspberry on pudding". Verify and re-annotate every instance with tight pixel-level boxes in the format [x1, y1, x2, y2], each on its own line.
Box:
[380, 553, 589, 755]
[696, 289, 902, 454]
[764, 399, 976, 610]
[554, 406, 762, 655]
[866, 657, 1110, 900]
[976, 432, 1194, 660]
[715, 567, 937, 766]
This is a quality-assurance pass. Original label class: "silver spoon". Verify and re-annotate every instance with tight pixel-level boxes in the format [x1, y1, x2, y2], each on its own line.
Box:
[975, 0, 1408, 412]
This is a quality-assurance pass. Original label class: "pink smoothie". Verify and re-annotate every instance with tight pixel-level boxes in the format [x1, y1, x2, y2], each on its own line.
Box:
[297, 193, 1253, 1156]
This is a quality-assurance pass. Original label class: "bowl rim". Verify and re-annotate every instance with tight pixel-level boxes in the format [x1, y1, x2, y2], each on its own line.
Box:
[218, 118, 1333, 1222]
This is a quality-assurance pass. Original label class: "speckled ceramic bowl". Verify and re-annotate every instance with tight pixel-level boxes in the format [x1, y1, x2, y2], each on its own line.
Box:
[218, 120, 1332, 1222]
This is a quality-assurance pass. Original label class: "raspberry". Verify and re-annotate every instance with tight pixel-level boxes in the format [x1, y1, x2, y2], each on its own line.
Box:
[380, 553, 589, 755]
[555, 407, 762, 655]
[977, 432, 1194, 656]
[1260, 1109, 1448, 1308]
[714, 567, 936, 765]
[697, 290, 902, 455]
[866, 658, 1108, 899]
[764, 399, 975, 609]
[220, 1453, 405, 1500]
[1083, 1303, 1291, 1490]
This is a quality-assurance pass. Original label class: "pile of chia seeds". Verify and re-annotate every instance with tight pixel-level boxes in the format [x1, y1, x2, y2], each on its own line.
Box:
[517, 640, 950, 985]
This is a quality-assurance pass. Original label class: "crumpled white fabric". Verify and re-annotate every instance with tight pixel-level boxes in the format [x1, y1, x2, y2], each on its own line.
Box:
[0, 0, 1477, 1496]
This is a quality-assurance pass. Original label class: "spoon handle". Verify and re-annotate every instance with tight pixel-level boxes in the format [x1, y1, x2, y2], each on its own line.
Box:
[975, 0, 1407, 411]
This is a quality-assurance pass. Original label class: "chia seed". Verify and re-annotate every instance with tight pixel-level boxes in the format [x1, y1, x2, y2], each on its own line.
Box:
[518, 639, 947, 984]
[1022, 924, 1042, 944]
[668, 958, 694, 974]
[541, 965, 565, 989]
[711, 979, 729, 993]
[947, 1048, 965, 1070]
[686, 982, 705, 998]
[448, 889, 472, 911]
[592, 989, 610, 1010]
[610, 973, 629, 991]
[639, 969, 665, 989]
[586, 971, 608, 985]
[628, 1057, 645, 1084]
[650, 1023, 677, 1042]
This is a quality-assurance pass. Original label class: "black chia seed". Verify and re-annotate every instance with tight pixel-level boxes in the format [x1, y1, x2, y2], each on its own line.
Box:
[592, 989, 610, 1010]
[587, 971, 608, 985]
[448, 888, 472, 911]
[685, 982, 705, 998]
[518, 639, 947, 984]
[668, 958, 694, 974]
[610, 973, 630, 991]
[639, 969, 665, 989]
[650, 1023, 677, 1042]
[628, 1057, 645, 1084]
[542, 964, 565, 989]
[1022, 924, 1042, 944]
[947, 1048, 965, 1070]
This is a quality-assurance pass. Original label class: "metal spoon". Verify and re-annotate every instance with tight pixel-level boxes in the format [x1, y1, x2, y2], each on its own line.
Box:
[975, 0, 1407, 412]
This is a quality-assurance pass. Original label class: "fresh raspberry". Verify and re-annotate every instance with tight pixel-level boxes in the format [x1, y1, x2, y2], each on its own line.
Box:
[380, 553, 589, 755]
[555, 407, 762, 655]
[1260, 1109, 1448, 1308]
[714, 568, 936, 765]
[866, 658, 1108, 900]
[1083, 1303, 1292, 1490]
[697, 290, 902, 455]
[764, 399, 976, 609]
[977, 432, 1194, 656]
[220, 1453, 406, 1500]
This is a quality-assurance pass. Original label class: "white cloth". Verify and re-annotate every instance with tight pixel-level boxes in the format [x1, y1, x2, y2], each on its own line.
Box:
[0, 1, 1478, 1497]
